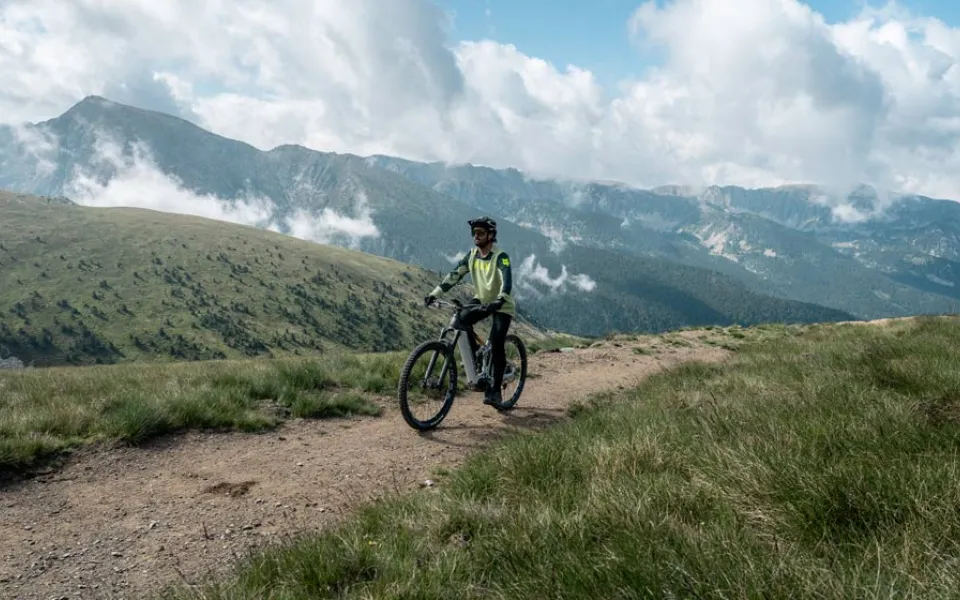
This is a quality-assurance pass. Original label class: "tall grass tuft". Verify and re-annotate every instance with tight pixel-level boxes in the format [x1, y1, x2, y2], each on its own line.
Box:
[0, 353, 404, 475]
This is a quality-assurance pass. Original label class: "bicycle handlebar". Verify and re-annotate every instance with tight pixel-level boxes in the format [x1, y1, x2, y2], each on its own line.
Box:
[427, 298, 463, 309]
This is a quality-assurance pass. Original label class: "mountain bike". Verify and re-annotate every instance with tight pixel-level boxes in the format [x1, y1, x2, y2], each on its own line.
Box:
[397, 298, 528, 431]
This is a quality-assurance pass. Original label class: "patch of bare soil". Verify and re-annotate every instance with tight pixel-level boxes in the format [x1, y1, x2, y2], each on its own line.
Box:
[0, 337, 730, 600]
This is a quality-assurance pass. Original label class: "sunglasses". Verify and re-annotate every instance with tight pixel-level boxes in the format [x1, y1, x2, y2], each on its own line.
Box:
[472, 229, 489, 237]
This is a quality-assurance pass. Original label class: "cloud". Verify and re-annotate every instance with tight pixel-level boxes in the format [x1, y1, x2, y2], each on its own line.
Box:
[102, 71, 200, 123]
[542, 226, 568, 254]
[1, 123, 60, 184]
[441, 251, 463, 264]
[63, 130, 277, 226]
[623, 0, 888, 191]
[3, 0, 960, 200]
[61, 128, 379, 247]
[515, 255, 597, 298]
[282, 190, 380, 249]
[516, 221, 570, 254]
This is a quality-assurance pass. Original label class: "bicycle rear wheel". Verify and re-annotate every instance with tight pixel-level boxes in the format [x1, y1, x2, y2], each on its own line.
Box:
[398, 340, 458, 431]
[490, 334, 527, 411]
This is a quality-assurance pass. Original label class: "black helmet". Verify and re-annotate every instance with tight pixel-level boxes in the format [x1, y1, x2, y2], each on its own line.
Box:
[468, 216, 497, 238]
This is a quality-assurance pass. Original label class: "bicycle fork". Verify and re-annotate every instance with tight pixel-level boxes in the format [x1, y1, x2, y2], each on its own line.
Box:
[419, 330, 480, 391]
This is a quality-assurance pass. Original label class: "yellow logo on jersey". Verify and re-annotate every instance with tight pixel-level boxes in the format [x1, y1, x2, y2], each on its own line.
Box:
[474, 259, 493, 273]
[501, 257, 510, 266]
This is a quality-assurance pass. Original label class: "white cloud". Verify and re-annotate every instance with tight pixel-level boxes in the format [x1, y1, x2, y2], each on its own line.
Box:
[3, 0, 960, 201]
[808, 189, 882, 222]
[624, 0, 889, 188]
[515, 254, 597, 298]
[63, 130, 277, 226]
[515, 220, 571, 254]
[441, 251, 463, 264]
[283, 190, 380, 249]
[62, 128, 379, 247]
[542, 226, 568, 254]
[1, 123, 60, 187]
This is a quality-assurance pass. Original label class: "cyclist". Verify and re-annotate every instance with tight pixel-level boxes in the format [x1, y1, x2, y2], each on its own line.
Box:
[425, 216, 515, 406]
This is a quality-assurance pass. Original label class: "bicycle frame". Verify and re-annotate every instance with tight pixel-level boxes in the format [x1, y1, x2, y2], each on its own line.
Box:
[427, 299, 489, 387]
[442, 320, 486, 386]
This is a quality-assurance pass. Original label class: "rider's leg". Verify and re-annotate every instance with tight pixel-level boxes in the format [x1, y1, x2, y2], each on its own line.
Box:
[456, 299, 485, 356]
[485, 312, 513, 403]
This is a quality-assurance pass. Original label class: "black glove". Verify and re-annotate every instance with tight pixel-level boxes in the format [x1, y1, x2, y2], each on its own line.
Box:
[424, 294, 436, 307]
[483, 298, 505, 313]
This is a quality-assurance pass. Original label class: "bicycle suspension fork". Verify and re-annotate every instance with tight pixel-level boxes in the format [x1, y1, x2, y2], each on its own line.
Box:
[455, 330, 481, 385]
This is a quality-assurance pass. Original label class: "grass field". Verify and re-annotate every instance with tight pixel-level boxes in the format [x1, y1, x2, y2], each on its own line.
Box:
[146, 315, 960, 599]
[0, 352, 408, 476]
[0, 326, 595, 478]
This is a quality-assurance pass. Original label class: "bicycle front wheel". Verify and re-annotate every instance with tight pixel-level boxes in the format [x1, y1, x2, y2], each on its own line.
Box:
[398, 340, 458, 431]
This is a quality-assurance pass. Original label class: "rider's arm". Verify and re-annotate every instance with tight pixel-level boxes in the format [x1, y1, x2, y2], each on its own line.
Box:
[430, 250, 471, 297]
[496, 252, 512, 299]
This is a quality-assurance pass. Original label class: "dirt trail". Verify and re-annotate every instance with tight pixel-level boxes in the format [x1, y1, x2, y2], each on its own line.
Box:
[0, 335, 730, 600]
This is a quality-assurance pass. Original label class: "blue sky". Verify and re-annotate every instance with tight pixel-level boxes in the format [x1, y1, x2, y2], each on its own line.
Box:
[434, 0, 960, 90]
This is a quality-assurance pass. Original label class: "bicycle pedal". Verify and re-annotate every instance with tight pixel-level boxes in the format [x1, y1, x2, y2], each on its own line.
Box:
[471, 378, 491, 392]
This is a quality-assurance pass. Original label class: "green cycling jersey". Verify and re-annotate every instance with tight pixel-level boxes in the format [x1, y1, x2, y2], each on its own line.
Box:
[430, 244, 515, 316]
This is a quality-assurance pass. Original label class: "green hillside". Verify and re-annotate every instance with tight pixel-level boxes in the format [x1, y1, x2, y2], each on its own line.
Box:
[0, 190, 543, 367]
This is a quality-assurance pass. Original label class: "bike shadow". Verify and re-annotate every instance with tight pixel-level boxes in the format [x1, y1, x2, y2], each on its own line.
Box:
[417, 405, 569, 449]
[497, 406, 568, 429]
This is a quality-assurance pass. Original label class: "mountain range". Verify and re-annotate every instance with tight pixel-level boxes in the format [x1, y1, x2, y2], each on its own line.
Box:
[3, 95, 959, 339]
